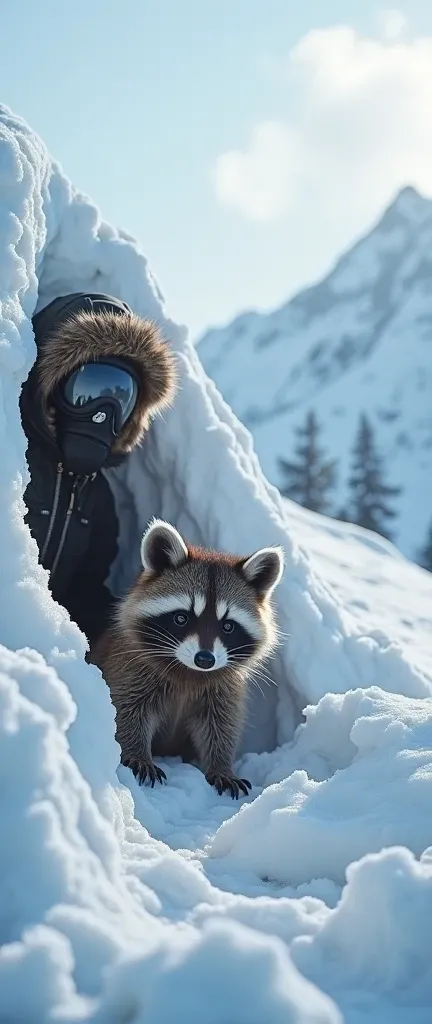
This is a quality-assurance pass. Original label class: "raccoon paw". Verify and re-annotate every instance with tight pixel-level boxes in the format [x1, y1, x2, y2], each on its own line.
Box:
[206, 772, 252, 800]
[122, 756, 167, 788]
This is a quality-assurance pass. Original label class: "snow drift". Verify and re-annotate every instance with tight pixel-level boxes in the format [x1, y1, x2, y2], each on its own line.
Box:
[1, 104, 432, 1022]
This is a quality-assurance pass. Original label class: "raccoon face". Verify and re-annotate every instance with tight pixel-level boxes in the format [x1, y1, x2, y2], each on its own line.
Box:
[120, 520, 284, 678]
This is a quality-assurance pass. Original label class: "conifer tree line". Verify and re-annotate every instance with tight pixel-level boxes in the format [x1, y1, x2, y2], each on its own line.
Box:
[418, 521, 432, 573]
[277, 410, 432, 572]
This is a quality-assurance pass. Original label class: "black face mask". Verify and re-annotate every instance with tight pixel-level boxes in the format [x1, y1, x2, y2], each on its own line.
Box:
[52, 359, 139, 475]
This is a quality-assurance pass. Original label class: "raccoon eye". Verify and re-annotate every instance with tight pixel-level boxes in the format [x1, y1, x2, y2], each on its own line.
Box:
[173, 611, 189, 627]
[222, 619, 235, 633]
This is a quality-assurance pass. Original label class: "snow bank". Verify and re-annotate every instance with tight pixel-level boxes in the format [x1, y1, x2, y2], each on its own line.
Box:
[1, 104, 431, 1022]
[210, 688, 432, 886]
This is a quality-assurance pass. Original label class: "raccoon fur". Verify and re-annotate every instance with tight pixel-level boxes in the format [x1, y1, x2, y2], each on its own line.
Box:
[91, 519, 284, 799]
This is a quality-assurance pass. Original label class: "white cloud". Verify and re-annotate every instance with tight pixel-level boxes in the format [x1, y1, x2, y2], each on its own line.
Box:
[378, 9, 407, 40]
[213, 122, 300, 222]
[213, 23, 432, 226]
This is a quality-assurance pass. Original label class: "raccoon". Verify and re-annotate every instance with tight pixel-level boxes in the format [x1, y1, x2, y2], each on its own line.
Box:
[92, 519, 284, 799]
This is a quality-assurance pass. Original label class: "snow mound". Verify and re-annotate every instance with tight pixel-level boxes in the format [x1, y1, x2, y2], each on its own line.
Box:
[1, 105, 431, 1022]
[210, 688, 432, 886]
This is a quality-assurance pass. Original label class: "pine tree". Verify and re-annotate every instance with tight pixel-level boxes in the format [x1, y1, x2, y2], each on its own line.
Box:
[335, 506, 349, 523]
[346, 413, 401, 540]
[278, 410, 337, 514]
[417, 520, 432, 572]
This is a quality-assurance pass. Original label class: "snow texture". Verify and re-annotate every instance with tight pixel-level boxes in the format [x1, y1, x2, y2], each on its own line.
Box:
[0, 104, 431, 1022]
[198, 185, 432, 561]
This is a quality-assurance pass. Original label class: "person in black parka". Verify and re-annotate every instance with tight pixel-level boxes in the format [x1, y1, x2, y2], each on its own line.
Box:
[19, 293, 176, 646]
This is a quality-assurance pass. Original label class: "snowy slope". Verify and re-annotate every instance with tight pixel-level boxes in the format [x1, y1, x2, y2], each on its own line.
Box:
[1, 104, 432, 1023]
[198, 187, 432, 559]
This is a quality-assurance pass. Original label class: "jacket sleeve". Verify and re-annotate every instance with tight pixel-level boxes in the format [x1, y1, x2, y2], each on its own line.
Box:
[64, 476, 120, 646]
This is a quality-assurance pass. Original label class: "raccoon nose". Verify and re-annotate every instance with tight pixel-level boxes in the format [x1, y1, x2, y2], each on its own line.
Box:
[194, 649, 216, 670]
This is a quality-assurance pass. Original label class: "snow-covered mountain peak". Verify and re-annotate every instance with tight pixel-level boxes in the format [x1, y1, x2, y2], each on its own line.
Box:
[198, 187, 432, 559]
[385, 184, 431, 225]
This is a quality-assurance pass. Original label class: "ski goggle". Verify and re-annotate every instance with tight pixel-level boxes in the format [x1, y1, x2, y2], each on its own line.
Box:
[61, 361, 139, 426]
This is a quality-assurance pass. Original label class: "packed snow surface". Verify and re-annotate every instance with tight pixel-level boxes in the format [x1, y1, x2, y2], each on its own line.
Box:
[0, 105, 431, 1022]
[198, 186, 432, 561]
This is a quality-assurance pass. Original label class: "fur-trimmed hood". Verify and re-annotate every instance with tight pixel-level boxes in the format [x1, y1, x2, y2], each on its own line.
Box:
[20, 292, 177, 464]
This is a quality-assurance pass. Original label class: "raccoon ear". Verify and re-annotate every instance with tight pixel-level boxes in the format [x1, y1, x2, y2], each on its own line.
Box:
[241, 546, 284, 598]
[140, 519, 189, 573]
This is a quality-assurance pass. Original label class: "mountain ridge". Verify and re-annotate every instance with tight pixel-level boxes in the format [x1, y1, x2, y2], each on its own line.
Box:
[198, 186, 432, 559]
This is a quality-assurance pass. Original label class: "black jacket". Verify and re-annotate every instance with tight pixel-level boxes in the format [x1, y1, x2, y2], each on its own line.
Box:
[20, 292, 175, 644]
[23, 442, 120, 644]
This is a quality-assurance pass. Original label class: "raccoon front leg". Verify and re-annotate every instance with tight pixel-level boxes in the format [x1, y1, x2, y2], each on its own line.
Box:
[116, 702, 167, 787]
[189, 691, 251, 800]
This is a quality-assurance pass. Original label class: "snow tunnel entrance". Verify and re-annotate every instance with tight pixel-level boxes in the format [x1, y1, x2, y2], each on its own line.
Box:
[19, 345, 302, 759]
[27, 267, 304, 760]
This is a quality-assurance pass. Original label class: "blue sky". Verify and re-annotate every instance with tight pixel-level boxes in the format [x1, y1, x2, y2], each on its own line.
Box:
[2, 1, 432, 336]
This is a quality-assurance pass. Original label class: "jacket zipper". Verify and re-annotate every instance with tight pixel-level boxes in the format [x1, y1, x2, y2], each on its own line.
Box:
[41, 462, 63, 563]
[41, 465, 93, 577]
[50, 481, 78, 576]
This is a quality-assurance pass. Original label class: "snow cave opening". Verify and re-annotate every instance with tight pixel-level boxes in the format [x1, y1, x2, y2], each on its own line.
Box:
[26, 259, 305, 761]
